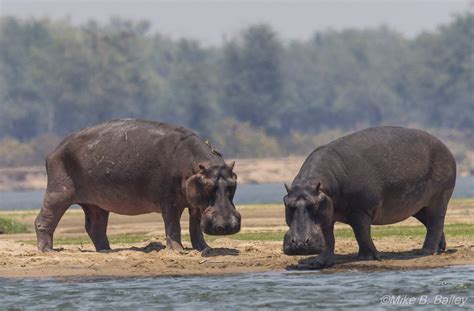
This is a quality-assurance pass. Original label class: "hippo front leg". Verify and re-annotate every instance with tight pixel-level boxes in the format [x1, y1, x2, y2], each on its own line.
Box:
[349, 212, 380, 260]
[188, 208, 209, 251]
[298, 223, 336, 269]
[81, 204, 111, 252]
[162, 205, 184, 251]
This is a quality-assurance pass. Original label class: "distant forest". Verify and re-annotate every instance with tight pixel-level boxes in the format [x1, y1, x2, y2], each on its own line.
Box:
[0, 13, 472, 168]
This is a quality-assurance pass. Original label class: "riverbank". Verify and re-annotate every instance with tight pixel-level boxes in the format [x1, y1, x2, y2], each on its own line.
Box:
[0, 199, 473, 278]
[0, 157, 306, 191]
[2, 156, 472, 191]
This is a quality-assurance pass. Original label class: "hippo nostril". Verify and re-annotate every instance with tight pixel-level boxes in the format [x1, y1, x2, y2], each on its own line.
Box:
[216, 225, 224, 232]
[291, 238, 296, 245]
[305, 237, 311, 244]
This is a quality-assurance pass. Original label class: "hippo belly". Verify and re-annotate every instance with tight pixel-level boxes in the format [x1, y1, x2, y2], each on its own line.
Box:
[81, 197, 160, 216]
[371, 179, 436, 225]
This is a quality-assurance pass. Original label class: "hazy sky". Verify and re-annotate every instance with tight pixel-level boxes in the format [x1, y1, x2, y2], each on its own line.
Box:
[0, 0, 471, 45]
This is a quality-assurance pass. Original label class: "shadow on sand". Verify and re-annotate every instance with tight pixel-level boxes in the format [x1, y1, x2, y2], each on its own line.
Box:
[74, 241, 166, 253]
[201, 247, 240, 257]
[286, 248, 458, 271]
[75, 242, 240, 256]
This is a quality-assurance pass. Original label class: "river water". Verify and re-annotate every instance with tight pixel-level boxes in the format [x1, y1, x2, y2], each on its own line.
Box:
[0, 176, 473, 210]
[1, 178, 473, 309]
[1, 265, 472, 310]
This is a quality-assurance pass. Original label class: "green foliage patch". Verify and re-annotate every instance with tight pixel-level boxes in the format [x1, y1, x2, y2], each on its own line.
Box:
[0, 14, 472, 165]
[0, 217, 29, 234]
[20, 224, 473, 247]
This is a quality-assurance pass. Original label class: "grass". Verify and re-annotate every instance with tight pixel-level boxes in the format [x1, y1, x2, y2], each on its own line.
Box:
[20, 223, 474, 247]
[231, 224, 474, 241]
[0, 217, 29, 234]
[52, 233, 150, 246]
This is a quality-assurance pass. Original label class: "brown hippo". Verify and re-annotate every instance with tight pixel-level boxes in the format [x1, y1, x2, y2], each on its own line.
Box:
[35, 119, 241, 252]
[283, 127, 456, 269]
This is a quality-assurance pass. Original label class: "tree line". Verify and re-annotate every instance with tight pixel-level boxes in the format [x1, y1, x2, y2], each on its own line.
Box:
[0, 13, 472, 164]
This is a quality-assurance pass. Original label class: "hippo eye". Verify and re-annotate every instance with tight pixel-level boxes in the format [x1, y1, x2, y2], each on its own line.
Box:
[201, 178, 215, 192]
[226, 185, 236, 197]
[285, 200, 297, 210]
[307, 202, 319, 216]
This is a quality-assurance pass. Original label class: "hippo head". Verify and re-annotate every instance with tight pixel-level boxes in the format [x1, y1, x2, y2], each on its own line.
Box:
[184, 161, 241, 235]
[282, 182, 333, 255]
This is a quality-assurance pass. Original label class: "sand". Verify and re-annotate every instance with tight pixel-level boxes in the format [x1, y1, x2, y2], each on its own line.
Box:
[0, 201, 473, 278]
[1, 237, 473, 279]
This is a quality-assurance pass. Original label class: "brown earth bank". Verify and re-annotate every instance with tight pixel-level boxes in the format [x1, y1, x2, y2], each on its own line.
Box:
[0, 200, 473, 278]
[2, 156, 472, 191]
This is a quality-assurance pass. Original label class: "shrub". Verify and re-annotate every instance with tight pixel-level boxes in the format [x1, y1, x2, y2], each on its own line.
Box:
[0, 217, 29, 234]
[211, 118, 283, 158]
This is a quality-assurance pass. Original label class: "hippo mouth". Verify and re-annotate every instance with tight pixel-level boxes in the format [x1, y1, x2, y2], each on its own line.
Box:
[283, 232, 325, 256]
[201, 207, 241, 236]
[283, 245, 324, 256]
[203, 222, 241, 235]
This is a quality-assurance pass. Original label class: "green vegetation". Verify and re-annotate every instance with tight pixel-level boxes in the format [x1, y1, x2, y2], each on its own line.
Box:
[19, 224, 474, 246]
[0, 13, 472, 169]
[20, 233, 151, 246]
[0, 217, 29, 234]
[53, 233, 149, 246]
[219, 224, 474, 241]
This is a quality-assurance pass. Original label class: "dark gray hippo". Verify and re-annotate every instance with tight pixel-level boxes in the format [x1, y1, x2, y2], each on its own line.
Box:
[283, 127, 456, 269]
[35, 119, 241, 252]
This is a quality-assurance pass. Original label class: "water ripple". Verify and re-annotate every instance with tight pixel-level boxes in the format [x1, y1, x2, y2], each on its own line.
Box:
[1, 266, 473, 310]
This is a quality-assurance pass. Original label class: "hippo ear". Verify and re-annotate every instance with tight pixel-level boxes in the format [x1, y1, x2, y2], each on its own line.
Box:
[227, 161, 235, 171]
[313, 182, 321, 195]
[197, 162, 209, 173]
[284, 183, 291, 194]
[184, 174, 208, 207]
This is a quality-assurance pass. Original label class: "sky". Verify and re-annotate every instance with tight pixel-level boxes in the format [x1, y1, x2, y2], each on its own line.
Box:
[0, 0, 472, 45]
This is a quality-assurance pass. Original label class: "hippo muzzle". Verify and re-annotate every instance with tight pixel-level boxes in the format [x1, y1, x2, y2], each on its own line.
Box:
[283, 227, 325, 255]
[201, 206, 241, 235]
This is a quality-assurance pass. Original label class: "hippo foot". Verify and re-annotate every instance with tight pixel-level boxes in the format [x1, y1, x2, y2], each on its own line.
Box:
[192, 242, 210, 252]
[296, 254, 335, 270]
[37, 241, 55, 252]
[40, 247, 55, 253]
[201, 247, 213, 257]
[39, 247, 64, 253]
[97, 248, 113, 253]
[166, 241, 184, 251]
[415, 248, 439, 256]
[358, 249, 380, 261]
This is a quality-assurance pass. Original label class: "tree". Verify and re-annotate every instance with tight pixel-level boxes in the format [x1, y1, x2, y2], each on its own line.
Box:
[160, 39, 218, 136]
[220, 24, 283, 131]
[409, 12, 473, 130]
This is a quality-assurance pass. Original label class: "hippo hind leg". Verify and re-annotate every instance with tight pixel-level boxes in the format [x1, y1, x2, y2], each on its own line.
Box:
[81, 204, 111, 252]
[413, 190, 451, 254]
[35, 191, 73, 252]
[413, 208, 446, 253]
[35, 156, 75, 252]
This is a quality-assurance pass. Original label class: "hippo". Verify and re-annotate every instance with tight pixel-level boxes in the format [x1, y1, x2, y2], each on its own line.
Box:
[283, 126, 456, 268]
[35, 119, 241, 252]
